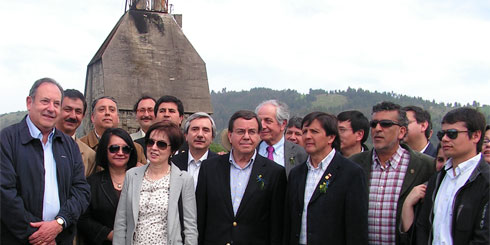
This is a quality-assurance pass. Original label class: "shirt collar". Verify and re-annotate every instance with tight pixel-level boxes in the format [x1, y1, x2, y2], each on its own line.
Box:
[229, 149, 257, 170]
[188, 150, 209, 165]
[444, 153, 482, 177]
[306, 148, 336, 171]
[420, 142, 430, 153]
[372, 144, 405, 169]
[26, 115, 55, 143]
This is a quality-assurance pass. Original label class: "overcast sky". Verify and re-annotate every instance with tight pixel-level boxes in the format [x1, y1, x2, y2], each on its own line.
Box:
[1, 0, 489, 114]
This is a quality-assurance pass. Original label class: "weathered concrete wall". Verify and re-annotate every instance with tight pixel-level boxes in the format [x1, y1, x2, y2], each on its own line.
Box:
[83, 10, 212, 134]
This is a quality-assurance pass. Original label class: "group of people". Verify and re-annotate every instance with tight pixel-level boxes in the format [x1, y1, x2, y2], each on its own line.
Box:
[1, 77, 489, 245]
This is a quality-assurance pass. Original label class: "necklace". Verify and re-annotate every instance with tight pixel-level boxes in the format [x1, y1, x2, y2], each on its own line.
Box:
[113, 181, 123, 190]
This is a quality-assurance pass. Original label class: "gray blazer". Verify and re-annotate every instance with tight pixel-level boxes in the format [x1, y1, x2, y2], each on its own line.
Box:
[283, 140, 308, 177]
[113, 163, 198, 245]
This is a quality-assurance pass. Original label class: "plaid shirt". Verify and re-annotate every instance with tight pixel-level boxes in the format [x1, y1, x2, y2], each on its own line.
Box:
[368, 146, 410, 245]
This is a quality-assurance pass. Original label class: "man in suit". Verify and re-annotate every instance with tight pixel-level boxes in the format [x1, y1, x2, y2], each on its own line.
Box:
[255, 100, 307, 176]
[1, 78, 90, 244]
[284, 112, 368, 245]
[55, 89, 96, 176]
[80, 96, 146, 164]
[350, 101, 435, 244]
[196, 110, 287, 245]
[416, 107, 489, 244]
[337, 110, 370, 157]
[403, 105, 437, 157]
[136, 95, 185, 154]
[172, 112, 218, 188]
[130, 95, 156, 140]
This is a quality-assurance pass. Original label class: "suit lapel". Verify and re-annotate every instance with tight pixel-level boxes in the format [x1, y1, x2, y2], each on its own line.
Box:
[297, 163, 308, 210]
[309, 154, 341, 204]
[400, 151, 420, 198]
[167, 165, 183, 240]
[132, 165, 148, 224]
[235, 157, 265, 218]
[218, 155, 234, 218]
[101, 171, 119, 209]
[284, 141, 293, 173]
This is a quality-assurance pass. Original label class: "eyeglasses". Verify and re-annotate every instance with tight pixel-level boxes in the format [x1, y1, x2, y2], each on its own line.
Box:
[369, 120, 401, 128]
[437, 129, 469, 140]
[484, 138, 490, 144]
[147, 139, 170, 150]
[234, 129, 258, 136]
[108, 145, 132, 154]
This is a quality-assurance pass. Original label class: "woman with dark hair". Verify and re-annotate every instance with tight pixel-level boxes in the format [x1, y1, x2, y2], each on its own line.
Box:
[114, 121, 198, 245]
[78, 128, 138, 244]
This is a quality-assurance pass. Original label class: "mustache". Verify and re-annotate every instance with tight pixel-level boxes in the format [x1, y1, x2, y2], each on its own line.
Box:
[65, 118, 78, 124]
[140, 116, 153, 121]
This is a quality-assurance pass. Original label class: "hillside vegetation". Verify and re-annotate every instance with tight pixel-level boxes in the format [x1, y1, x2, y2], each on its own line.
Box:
[2, 87, 489, 146]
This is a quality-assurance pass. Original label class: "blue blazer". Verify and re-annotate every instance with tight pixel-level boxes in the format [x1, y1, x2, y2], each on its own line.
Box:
[0, 117, 90, 244]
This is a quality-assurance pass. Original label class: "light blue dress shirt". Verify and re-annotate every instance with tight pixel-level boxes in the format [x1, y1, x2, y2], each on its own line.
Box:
[229, 150, 257, 215]
[26, 115, 60, 221]
[258, 136, 285, 166]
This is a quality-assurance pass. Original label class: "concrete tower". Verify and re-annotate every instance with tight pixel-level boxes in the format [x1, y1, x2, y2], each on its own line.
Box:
[83, 0, 212, 134]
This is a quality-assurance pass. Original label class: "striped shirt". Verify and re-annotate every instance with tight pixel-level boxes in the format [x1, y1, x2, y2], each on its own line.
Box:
[368, 146, 410, 244]
[229, 150, 256, 215]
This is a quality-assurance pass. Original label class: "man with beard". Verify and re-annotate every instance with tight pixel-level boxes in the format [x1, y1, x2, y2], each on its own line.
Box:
[350, 101, 435, 244]
[56, 89, 96, 176]
[130, 95, 156, 140]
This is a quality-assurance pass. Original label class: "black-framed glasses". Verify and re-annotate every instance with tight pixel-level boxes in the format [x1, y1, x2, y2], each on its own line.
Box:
[437, 129, 469, 140]
[147, 139, 170, 150]
[369, 120, 401, 128]
[108, 145, 132, 154]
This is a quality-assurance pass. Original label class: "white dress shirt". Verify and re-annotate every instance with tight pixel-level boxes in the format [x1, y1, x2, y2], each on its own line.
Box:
[187, 150, 209, 188]
[432, 153, 481, 245]
[258, 136, 285, 166]
[26, 115, 60, 221]
[299, 149, 336, 244]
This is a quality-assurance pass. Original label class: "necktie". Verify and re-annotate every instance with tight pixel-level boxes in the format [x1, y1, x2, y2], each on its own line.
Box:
[266, 145, 274, 161]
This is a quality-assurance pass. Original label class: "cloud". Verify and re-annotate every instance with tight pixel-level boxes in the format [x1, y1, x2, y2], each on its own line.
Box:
[1, 0, 489, 114]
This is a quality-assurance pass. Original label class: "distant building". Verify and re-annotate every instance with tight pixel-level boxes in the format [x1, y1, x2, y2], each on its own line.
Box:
[83, 2, 212, 134]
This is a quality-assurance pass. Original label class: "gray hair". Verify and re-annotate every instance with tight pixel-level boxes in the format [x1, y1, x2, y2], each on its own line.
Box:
[255, 99, 290, 125]
[184, 112, 217, 138]
[91, 96, 118, 114]
[29, 77, 64, 100]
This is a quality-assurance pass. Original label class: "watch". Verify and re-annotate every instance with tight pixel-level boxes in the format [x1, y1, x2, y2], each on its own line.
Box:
[55, 217, 65, 228]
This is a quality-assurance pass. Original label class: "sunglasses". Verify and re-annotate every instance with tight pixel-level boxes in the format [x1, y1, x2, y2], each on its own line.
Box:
[437, 129, 469, 140]
[108, 145, 132, 154]
[369, 120, 401, 128]
[147, 139, 170, 150]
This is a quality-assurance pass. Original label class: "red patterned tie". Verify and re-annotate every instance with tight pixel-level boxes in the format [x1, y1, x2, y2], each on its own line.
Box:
[266, 145, 274, 161]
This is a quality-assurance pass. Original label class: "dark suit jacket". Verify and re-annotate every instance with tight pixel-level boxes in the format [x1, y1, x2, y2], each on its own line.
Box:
[196, 153, 287, 245]
[78, 170, 120, 245]
[423, 141, 437, 158]
[172, 149, 218, 171]
[0, 117, 90, 244]
[349, 143, 435, 244]
[284, 151, 368, 245]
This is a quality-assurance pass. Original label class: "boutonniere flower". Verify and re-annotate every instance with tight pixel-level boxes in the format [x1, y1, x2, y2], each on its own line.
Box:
[289, 157, 295, 165]
[318, 173, 332, 193]
[256, 174, 266, 190]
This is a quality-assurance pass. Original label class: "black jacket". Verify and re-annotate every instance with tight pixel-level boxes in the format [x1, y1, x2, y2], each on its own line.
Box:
[0, 117, 90, 244]
[78, 170, 120, 245]
[415, 156, 489, 244]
